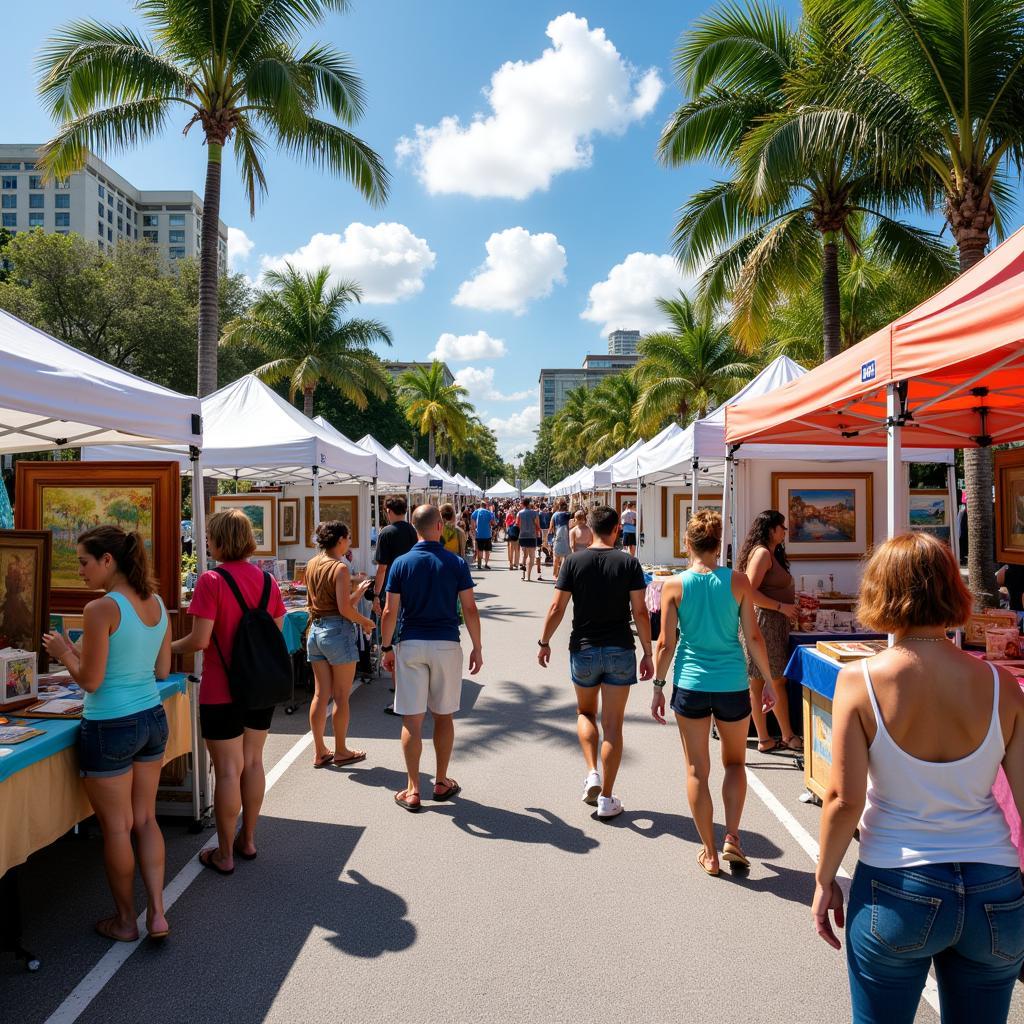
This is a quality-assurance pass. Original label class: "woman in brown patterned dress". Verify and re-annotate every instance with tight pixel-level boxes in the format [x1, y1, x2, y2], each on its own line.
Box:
[737, 511, 802, 753]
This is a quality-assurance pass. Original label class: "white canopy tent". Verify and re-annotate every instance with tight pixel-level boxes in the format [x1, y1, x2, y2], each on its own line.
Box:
[453, 473, 482, 497]
[357, 435, 429, 489]
[522, 479, 550, 497]
[485, 477, 519, 499]
[431, 463, 464, 497]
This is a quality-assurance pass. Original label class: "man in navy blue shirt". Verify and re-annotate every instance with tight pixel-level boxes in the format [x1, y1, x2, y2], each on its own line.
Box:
[381, 504, 483, 812]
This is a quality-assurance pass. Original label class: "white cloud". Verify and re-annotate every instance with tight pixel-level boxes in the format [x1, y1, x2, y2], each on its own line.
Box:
[486, 404, 541, 459]
[453, 228, 566, 315]
[580, 252, 695, 336]
[258, 222, 436, 303]
[396, 12, 664, 199]
[227, 227, 254, 270]
[429, 330, 507, 362]
[455, 366, 533, 403]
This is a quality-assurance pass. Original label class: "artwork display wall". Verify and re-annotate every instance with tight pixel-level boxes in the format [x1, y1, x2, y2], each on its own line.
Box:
[771, 472, 873, 560]
[304, 495, 359, 549]
[209, 494, 278, 558]
[996, 449, 1024, 562]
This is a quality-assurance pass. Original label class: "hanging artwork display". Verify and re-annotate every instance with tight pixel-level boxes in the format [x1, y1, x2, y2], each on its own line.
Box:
[908, 489, 952, 545]
[209, 494, 278, 558]
[672, 494, 723, 559]
[995, 449, 1024, 562]
[0, 531, 51, 670]
[771, 472, 873, 560]
[305, 495, 359, 549]
[279, 498, 300, 545]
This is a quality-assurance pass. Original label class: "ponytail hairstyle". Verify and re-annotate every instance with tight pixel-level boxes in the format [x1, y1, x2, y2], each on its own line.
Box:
[78, 526, 155, 599]
[314, 520, 349, 550]
[737, 509, 789, 573]
[685, 509, 722, 554]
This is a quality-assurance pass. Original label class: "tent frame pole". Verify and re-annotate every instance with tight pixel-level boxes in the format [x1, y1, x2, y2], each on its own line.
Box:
[947, 462, 960, 565]
[312, 465, 321, 529]
[887, 383, 906, 648]
[691, 456, 701, 524]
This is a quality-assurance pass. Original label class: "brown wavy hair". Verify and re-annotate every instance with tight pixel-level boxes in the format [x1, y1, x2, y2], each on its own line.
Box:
[78, 526, 156, 599]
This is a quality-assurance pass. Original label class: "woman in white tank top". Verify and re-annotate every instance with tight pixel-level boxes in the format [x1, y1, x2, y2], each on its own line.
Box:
[814, 533, 1024, 1024]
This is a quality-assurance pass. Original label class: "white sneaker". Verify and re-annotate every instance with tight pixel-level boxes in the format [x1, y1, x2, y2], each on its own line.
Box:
[596, 795, 623, 819]
[582, 770, 602, 805]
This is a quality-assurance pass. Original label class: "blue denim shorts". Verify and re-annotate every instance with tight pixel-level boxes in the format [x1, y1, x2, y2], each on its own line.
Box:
[79, 704, 169, 778]
[307, 616, 359, 664]
[570, 646, 637, 687]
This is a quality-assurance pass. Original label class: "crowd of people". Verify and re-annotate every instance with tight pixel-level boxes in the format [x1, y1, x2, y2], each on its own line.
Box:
[39, 494, 1024, 1023]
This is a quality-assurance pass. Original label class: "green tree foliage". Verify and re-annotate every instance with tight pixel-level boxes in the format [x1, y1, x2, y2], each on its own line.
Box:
[397, 362, 471, 467]
[309, 377, 417, 452]
[579, 373, 643, 463]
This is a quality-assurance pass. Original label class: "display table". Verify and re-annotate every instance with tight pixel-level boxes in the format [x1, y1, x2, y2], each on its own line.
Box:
[0, 674, 191, 877]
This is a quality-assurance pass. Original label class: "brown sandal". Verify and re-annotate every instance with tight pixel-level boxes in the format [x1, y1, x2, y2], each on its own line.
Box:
[697, 850, 720, 876]
[722, 834, 750, 868]
[95, 917, 139, 942]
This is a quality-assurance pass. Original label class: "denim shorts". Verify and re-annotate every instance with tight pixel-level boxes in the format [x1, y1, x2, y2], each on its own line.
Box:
[79, 704, 169, 778]
[570, 646, 637, 687]
[670, 686, 752, 722]
[306, 616, 359, 664]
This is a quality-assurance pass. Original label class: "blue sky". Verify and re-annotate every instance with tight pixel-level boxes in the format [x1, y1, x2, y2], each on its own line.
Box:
[7, 0, 1010, 461]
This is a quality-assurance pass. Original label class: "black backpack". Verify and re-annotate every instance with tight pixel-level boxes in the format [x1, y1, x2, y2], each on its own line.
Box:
[209, 567, 292, 711]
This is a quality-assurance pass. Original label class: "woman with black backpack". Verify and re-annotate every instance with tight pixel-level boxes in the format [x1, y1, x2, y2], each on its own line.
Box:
[173, 509, 288, 875]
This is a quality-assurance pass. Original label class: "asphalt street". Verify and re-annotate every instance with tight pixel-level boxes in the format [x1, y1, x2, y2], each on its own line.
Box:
[4, 542, 1022, 1023]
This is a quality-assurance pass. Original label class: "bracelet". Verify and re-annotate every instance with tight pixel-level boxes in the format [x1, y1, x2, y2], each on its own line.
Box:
[538, 640, 550, 648]
[381, 644, 394, 653]
[652, 679, 667, 688]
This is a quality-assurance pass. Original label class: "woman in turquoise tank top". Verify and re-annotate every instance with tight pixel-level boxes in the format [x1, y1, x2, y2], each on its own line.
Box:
[651, 510, 777, 877]
[43, 526, 172, 943]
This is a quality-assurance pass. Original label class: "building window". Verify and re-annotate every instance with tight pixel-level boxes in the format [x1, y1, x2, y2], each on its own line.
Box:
[55, 194, 70, 209]
[107, 209, 112, 223]
[169, 229, 185, 243]
[142, 214, 159, 227]
[117, 201, 123, 214]
[169, 246, 186, 259]
[168, 213, 186, 226]
[107, 227, 113, 242]
[29, 194, 44, 209]
[54, 178, 70, 190]
[22, 162, 35, 170]
[1, 213, 15, 228]
[143, 230, 158, 243]
[0, 162, 19, 171]
[55, 212, 70, 227]
[97, 201, 104, 217]
[1, 195, 15, 209]
[1, 176, 15, 190]
[56, 230, 69, 235]
[98, 221, 105, 236]
[29, 212, 44, 227]
[117, 217, 123, 231]
[98, 184, 105, 198]
[107, 193, 113, 206]
[28, 176, 43, 190]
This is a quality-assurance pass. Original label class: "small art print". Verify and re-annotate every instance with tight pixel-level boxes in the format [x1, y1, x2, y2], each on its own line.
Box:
[279, 498, 300, 545]
[209, 495, 277, 558]
[304, 495, 359, 549]
[772, 472, 873, 560]
[909, 489, 951, 545]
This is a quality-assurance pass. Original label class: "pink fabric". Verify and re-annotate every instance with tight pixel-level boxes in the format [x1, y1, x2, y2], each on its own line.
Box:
[993, 768, 1024, 868]
[187, 561, 286, 704]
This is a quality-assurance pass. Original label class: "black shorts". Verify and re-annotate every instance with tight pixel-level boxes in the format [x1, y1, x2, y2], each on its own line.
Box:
[670, 686, 751, 722]
[519, 537, 539, 548]
[506, 526, 520, 541]
[200, 701, 275, 741]
[475, 538, 492, 552]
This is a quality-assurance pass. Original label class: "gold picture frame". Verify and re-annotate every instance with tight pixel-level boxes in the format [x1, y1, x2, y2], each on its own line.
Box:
[305, 495, 359, 549]
[995, 448, 1024, 563]
[671, 494, 723, 560]
[209, 494, 277, 557]
[772, 472, 873, 560]
[278, 498, 300, 545]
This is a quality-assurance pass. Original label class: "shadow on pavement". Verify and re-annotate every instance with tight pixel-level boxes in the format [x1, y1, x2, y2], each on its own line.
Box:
[720, 860, 817, 907]
[601, 809, 784, 860]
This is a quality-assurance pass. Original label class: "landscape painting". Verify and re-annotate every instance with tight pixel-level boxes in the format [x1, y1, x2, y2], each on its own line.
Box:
[210, 494, 277, 558]
[772, 473, 873, 560]
[909, 490, 951, 545]
[996, 449, 1024, 561]
[305, 495, 359, 549]
[15, 461, 180, 612]
[0, 531, 51, 670]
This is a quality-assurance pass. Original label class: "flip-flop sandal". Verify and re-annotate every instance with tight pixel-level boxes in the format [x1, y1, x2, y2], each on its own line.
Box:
[198, 848, 234, 876]
[95, 917, 139, 943]
[757, 739, 786, 754]
[232, 836, 257, 861]
[146, 919, 171, 940]
[394, 790, 421, 813]
[783, 736, 804, 753]
[697, 851, 720, 877]
[433, 780, 461, 801]
[333, 752, 367, 767]
[312, 752, 334, 768]
[723, 839, 751, 869]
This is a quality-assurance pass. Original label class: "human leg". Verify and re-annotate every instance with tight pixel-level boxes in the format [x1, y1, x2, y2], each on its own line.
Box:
[573, 683, 600, 772]
[400, 713, 425, 796]
[432, 713, 455, 789]
[598, 682, 631, 797]
[205, 736, 244, 870]
[330, 660, 364, 762]
[129, 758, 168, 934]
[715, 712, 751, 845]
[674, 712, 717, 870]
[309, 660, 334, 762]
[748, 675, 775, 748]
[239, 726, 269, 855]
[83, 773, 139, 937]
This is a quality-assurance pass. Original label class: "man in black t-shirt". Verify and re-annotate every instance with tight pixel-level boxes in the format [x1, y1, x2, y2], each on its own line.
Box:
[537, 505, 653, 819]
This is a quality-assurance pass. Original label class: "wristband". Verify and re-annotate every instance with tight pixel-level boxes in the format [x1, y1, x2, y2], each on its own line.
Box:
[653, 679, 667, 688]
[538, 640, 550, 648]
[381, 644, 394, 653]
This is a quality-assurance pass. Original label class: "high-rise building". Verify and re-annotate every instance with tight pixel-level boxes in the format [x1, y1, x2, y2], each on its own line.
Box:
[0, 143, 228, 269]
[539, 353, 640, 419]
[608, 329, 640, 355]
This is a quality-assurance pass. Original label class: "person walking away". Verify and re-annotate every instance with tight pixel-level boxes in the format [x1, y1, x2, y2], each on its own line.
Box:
[538, 506, 653, 819]
[569, 508, 593, 552]
[506, 505, 521, 570]
[43, 527, 172, 942]
[305, 521, 375, 768]
[440, 503, 468, 560]
[814, 533, 1024, 1024]
[621, 502, 638, 556]
[652, 510, 776, 876]
[380, 505, 483, 811]
[539, 504, 553, 566]
[471, 501, 495, 570]
[551, 499, 572, 578]
[371, 496, 418, 715]
[737, 510, 802, 753]
[172, 510, 286, 874]
[517, 498, 542, 580]
[459, 507, 475, 557]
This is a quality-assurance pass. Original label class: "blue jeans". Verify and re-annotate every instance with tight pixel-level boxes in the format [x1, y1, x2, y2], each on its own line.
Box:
[306, 616, 359, 664]
[569, 646, 637, 687]
[847, 861, 1024, 1023]
[79, 704, 169, 778]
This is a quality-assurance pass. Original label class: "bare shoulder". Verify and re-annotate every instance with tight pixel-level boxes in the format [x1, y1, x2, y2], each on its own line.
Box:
[730, 569, 751, 593]
[995, 664, 1024, 709]
[748, 546, 771, 567]
[661, 576, 682, 600]
[83, 595, 117, 624]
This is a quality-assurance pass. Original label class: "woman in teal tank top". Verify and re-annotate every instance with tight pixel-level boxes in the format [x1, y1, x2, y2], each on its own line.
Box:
[43, 526, 172, 943]
[651, 510, 777, 877]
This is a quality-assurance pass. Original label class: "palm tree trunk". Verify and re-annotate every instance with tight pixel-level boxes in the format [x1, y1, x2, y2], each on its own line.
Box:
[303, 386, 315, 419]
[428, 427, 435, 467]
[197, 143, 223, 399]
[822, 238, 841, 362]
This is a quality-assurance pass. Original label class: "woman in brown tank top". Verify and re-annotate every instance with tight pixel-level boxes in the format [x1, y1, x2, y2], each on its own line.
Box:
[737, 510, 801, 753]
[305, 521, 375, 768]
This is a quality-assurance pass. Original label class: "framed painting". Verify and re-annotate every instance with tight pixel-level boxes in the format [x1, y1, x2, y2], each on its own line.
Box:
[279, 498, 300, 545]
[15, 461, 180, 612]
[614, 491, 636, 517]
[672, 494, 723, 559]
[908, 489, 952, 545]
[305, 495, 359, 549]
[209, 494, 277, 558]
[772, 472, 873, 560]
[0, 531, 51, 670]
[995, 448, 1024, 562]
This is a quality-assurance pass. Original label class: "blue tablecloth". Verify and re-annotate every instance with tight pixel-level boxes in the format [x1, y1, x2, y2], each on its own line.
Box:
[783, 647, 845, 702]
[283, 608, 310, 655]
[0, 674, 188, 783]
[787, 631, 885, 659]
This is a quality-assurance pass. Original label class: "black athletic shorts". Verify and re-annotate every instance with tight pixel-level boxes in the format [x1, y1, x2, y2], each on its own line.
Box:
[200, 701, 275, 741]
[475, 538, 493, 552]
[519, 537, 539, 548]
[670, 686, 751, 722]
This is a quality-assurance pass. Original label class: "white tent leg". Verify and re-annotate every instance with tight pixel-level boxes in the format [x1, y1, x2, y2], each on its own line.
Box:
[721, 449, 733, 566]
[358, 481, 372, 575]
[635, 465, 642, 559]
[886, 383, 905, 540]
[188, 448, 210, 822]
[946, 463, 960, 564]
[691, 457, 701, 523]
[312, 466, 321, 528]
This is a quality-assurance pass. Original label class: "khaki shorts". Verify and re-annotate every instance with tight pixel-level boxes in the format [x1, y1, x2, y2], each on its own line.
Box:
[394, 640, 464, 716]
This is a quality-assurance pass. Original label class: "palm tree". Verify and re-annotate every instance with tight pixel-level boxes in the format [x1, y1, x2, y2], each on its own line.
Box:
[397, 362, 470, 466]
[821, 0, 1024, 602]
[37, 0, 390, 402]
[221, 263, 392, 417]
[659, 2, 948, 360]
[550, 387, 594, 467]
[634, 294, 756, 432]
[579, 374, 642, 463]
